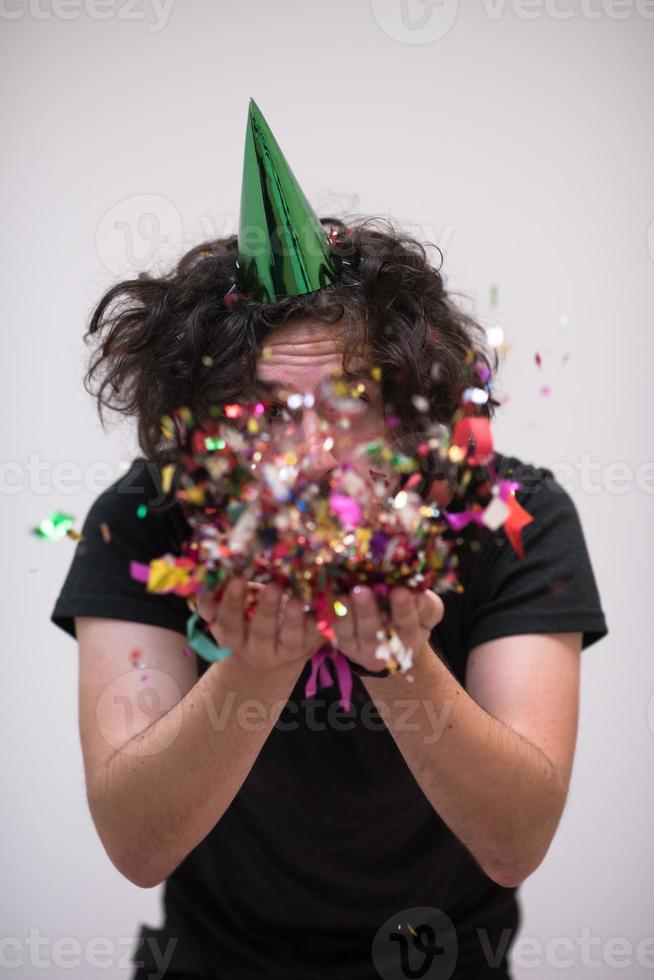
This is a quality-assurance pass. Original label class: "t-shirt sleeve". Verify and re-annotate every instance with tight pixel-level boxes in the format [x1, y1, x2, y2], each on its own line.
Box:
[50, 460, 192, 641]
[462, 465, 609, 654]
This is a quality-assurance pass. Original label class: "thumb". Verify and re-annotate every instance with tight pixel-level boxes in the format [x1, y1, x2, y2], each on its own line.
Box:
[416, 590, 445, 631]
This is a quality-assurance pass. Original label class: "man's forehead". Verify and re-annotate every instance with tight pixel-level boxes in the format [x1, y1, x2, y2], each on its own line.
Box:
[257, 328, 369, 391]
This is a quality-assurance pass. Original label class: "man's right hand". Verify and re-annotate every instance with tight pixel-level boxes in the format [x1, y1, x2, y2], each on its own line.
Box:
[196, 578, 325, 672]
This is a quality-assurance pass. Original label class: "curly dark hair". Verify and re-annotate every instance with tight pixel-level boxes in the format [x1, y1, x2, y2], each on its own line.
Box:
[84, 216, 499, 482]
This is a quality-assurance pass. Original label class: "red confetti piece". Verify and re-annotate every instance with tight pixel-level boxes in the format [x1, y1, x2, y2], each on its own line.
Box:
[534, 353, 542, 368]
[502, 494, 535, 559]
[224, 291, 250, 310]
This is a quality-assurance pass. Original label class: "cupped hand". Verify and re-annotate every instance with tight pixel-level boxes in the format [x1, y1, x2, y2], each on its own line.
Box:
[196, 578, 325, 672]
[333, 585, 445, 673]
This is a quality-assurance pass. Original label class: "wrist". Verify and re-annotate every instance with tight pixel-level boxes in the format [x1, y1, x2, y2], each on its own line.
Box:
[347, 657, 391, 679]
[212, 653, 306, 699]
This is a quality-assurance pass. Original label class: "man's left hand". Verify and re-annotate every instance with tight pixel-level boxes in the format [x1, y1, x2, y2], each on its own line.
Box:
[333, 585, 445, 673]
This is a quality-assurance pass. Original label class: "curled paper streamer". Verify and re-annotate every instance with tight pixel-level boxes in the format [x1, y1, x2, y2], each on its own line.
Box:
[186, 611, 233, 664]
[305, 645, 354, 712]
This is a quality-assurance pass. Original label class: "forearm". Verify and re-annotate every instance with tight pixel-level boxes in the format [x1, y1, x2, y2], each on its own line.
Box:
[362, 647, 566, 887]
[89, 656, 304, 888]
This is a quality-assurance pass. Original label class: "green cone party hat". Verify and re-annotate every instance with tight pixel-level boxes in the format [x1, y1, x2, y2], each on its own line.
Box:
[236, 99, 342, 303]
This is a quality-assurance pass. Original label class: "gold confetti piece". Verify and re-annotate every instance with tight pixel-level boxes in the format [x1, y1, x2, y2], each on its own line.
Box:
[147, 558, 192, 592]
[66, 529, 85, 542]
[371, 366, 382, 381]
[160, 463, 176, 494]
[184, 486, 206, 506]
[160, 414, 175, 439]
[202, 355, 214, 367]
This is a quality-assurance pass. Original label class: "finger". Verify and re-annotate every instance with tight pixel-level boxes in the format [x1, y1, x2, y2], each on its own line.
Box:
[211, 577, 246, 652]
[416, 590, 445, 631]
[196, 589, 218, 625]
[332, 598, 359, 661]
[303, 613, 327, 659]
[243, 582, 282, 667]
[277, 596, 305, 660]
[352, 586, 384, 668]
[389, 586, 422, 664]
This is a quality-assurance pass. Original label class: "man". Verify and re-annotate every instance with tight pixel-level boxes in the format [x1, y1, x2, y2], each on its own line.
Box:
[50, 102, 608, 978]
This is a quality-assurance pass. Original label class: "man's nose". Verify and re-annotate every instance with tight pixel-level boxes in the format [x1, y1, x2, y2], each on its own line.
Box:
[298, 409, 338, 482]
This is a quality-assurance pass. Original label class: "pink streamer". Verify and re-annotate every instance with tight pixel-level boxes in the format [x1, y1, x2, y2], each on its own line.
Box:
[129, 560, 150, 583]
[305, 645, 354, 711]
[497, 478, 521, 501]
[443, 509, 485, 532]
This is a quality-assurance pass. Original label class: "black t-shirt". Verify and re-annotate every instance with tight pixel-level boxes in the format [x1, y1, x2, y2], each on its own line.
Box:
[51, 452, 608, 980]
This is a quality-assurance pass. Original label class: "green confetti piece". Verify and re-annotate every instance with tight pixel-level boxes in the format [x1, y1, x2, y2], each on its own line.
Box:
[32, 512, 75, 541]
[186, 612, 232, 664]
[136, 504, 148, 518]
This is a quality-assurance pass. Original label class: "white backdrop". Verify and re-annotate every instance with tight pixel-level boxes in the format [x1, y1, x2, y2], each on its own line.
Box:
[2, 1, 653, 977]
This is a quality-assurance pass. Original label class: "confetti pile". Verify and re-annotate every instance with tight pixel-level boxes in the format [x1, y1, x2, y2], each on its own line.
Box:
[128, 369, 535, 707]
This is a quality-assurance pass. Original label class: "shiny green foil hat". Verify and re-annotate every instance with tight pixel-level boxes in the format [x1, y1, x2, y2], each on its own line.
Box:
[236, 99, 342, 304]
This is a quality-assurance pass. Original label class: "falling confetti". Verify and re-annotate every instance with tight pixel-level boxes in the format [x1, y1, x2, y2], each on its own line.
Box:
[32, 512, 76, 541]
[123, 356, 530, 711]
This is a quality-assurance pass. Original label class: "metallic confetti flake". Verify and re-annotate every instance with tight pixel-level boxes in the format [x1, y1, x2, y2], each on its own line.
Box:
[32, 512, 75, 541]
[411, 394, 430, 413]
[485, 324, 504, 348]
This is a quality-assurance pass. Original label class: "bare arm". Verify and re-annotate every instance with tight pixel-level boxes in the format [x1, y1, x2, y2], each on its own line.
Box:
[362, 630, 581, 888]
[79, 579, 319, 888]
[334, 585, 582, 888]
